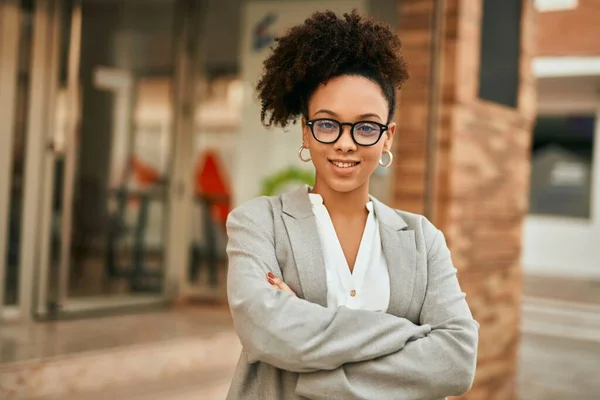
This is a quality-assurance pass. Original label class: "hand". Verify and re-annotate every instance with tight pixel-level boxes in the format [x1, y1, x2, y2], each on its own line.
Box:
[267, 272, 296, 296]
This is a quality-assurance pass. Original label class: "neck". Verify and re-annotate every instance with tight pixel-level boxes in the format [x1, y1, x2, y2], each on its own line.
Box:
[311, 178, 370, 217]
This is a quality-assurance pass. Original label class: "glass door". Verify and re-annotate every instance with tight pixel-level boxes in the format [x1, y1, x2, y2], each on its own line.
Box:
[29, 0, 198, 318]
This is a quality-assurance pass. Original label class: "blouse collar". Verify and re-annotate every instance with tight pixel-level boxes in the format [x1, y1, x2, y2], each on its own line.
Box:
[308, 192, 374, 212]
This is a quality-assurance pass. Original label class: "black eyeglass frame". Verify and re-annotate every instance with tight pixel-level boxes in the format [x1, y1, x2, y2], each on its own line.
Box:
[305, 118, 389, 147]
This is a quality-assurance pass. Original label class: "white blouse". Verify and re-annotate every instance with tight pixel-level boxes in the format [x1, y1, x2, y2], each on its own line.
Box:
[309, 193, 390, 312]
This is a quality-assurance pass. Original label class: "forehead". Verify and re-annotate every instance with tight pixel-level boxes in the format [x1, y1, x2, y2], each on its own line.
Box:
[308, 75, 388, 120]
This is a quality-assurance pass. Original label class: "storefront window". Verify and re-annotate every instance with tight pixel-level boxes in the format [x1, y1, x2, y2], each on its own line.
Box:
[529, 115, 596, 219]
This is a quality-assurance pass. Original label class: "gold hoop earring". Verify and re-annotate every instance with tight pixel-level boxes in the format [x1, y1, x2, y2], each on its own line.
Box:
[379, 150, 393, 168]
[298, 146, 311, 162]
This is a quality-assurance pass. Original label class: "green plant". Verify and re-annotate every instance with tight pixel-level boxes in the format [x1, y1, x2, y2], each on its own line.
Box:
[261, 166, 315, 196]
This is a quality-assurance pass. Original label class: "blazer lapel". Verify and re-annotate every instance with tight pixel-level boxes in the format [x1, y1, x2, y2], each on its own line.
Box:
[281, 186, 328, 307]
[372, 198, 417, 318]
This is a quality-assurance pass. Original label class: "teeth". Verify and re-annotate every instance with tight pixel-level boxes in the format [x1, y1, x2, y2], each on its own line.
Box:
[331, 161, 357, 168]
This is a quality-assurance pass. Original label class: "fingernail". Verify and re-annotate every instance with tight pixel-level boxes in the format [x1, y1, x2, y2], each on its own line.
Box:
[267, 272, 275, 279]
[268, 278, 275, 285]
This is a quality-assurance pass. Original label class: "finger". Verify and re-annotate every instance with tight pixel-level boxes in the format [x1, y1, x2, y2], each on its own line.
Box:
[266, 272, 295, 295]
[269, 280, 286, 292]
[270, 275, 286, 288]
[273, 277, 295, 294]
[267, 272, 282, 287]
[276, 280, 291, 292]
[267, 274, 283, 290]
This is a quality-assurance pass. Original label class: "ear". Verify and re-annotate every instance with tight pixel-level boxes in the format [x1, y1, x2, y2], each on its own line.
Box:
[301, 117, 311, 148]
[383, 122, 396, 151]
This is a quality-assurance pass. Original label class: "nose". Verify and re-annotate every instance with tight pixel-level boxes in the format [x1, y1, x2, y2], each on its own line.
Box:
[333, 126, 357, 152]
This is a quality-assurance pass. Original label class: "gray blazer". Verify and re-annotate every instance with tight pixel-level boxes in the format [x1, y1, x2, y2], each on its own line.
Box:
[225, 186, 479, 400]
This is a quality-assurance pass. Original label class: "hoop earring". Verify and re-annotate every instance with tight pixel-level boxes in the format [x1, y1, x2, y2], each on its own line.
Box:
[298, 146, 311, 162]
[379, 150, 393, 168]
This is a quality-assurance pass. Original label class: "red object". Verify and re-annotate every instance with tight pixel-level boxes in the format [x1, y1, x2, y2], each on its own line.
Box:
[127, 156, 161, 205]
[131, 156, 161, 186]
[194, 150, 231, 224]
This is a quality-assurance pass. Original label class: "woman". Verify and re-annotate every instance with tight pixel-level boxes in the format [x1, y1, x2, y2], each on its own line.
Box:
[226, 10, 478, 400]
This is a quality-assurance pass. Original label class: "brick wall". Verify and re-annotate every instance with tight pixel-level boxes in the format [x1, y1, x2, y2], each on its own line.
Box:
[392, 0, 434, 215]
[537, 0, 600, 56]
[395, 0, 537, 398]
[449, 103, 533, 399]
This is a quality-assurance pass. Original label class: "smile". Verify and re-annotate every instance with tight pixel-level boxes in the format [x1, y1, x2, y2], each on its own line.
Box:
[329, 160, 359, 168]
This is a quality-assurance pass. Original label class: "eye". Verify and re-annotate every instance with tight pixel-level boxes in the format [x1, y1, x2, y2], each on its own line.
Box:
[315, 120, 338, 131]
[355, 122, 379, 135]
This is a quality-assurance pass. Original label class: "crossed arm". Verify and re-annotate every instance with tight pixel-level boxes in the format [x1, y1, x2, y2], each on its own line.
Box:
[226, 202, 430, 373]
[226, 200, 479, 398]
[294, 227, 479, 399]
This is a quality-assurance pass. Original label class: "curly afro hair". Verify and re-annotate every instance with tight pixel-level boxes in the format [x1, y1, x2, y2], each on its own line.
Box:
[256, 10, 409, 129]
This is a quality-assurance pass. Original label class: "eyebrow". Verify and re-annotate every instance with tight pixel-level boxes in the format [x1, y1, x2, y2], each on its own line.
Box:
[314, 109, 383, 121]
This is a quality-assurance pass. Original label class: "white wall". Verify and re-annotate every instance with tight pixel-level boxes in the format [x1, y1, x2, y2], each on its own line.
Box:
[522, 75, 600, 277]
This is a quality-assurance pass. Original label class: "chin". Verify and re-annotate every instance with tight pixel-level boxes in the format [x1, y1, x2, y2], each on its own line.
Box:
[325, 178, 366, 193]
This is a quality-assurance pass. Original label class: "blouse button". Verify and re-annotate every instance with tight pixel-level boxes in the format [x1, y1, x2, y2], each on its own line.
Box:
[350, 290, 356, 297]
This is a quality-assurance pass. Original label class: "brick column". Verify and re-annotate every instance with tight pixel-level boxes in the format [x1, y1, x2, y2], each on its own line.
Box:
[394, 1, 537, 399]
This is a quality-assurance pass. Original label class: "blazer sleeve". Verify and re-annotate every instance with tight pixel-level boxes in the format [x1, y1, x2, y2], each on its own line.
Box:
[295, 219, 480, 399]
[226, 198, 431, 373]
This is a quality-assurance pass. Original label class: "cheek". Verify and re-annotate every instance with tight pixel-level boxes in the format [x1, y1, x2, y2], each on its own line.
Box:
[307, 143, 330, 168]
[308, 140, 327, 157]
[362, 148, 383, 166]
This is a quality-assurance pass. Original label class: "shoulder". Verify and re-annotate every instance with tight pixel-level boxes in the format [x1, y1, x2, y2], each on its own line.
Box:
[397, 212, 451, 267]
[395, 209, 438, 235]
[381, 206, 443, 252]
[229, 185, 311, 224]
[372, 196, 439, 238]
[227, 194, 284, 227]
[229, 196, 277, 221]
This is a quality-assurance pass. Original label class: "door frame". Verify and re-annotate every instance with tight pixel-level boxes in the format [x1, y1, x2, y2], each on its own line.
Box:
[0, 0, 23, 322]
[34, 0, 76, 317]
[17, 0, 62, 323]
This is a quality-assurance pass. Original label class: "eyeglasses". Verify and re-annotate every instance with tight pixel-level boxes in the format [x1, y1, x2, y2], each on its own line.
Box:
[306, 118, 388, 147]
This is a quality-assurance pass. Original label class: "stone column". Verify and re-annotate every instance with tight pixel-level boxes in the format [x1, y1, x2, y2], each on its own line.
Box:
[393, 0, 537, 398]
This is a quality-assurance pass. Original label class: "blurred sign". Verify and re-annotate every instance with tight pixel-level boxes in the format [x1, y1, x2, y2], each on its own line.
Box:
[252, 12, 277, 52]
[535, 0, 578, 12]
[550, 161, 586, 186]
